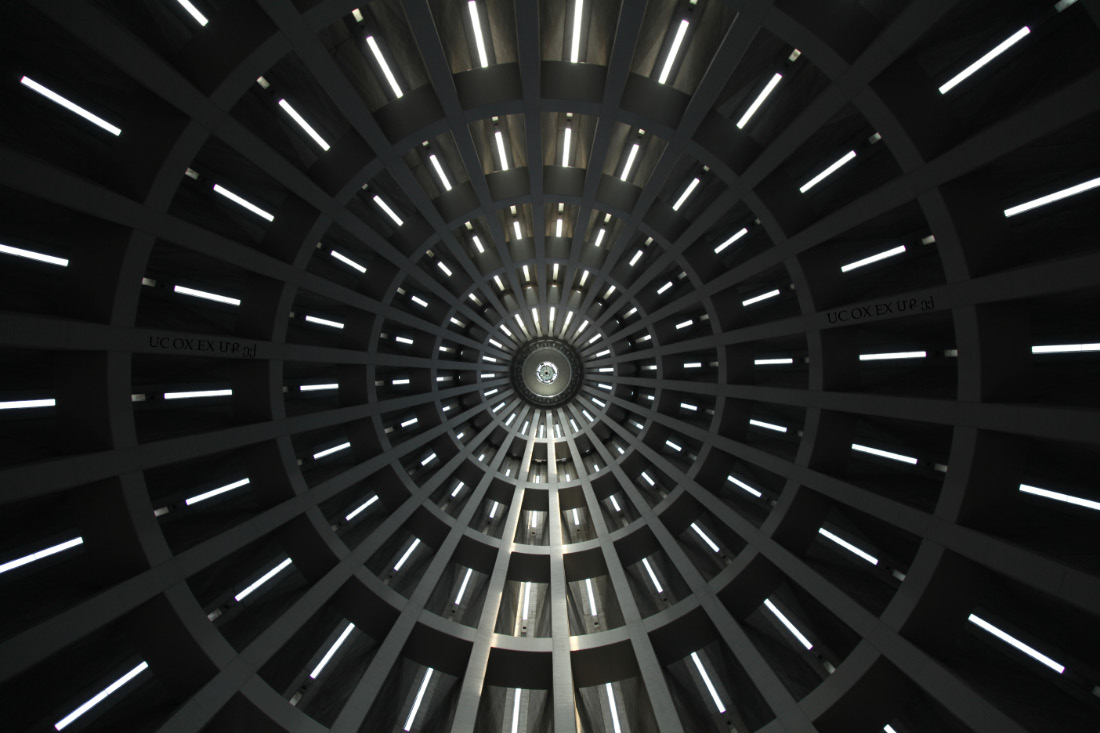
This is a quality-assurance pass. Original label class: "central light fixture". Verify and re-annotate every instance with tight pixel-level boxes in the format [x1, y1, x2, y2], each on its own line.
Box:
[510, 338, 583, 407]
[535, 361, 558, 384]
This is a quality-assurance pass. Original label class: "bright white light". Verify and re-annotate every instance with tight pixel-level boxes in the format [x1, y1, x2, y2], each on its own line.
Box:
[750, 419, 786, 433]
[0, 537, 83, 575]
[20, 76, 121, 137]
[691, 523, 719, 552]
[421, 452, 436, 466]
[1019, 483, 1100, 511]
[799, 150, 856, 193]
[737, 73, 782, 129]
[690, 652, 726, 713]
[521, 581, 533, 620]
[572, 508, 581, 525]
[395, 336, 415, 346]
[310, 622, 355, 678]
[570, 0, 584, 63]
[676, 319, 692, 330]
[818, 528, 878, 565]
[468, 1, 490, 68]
[234, 557, 293, 601]
[472, 235, 485, 253]
[173, 284, 239, 306]
[1006, 176, 1100, 217]
[860, 351, 927, 361]
[939, 27, 1030, 94]
[412, 295, 429, 307]
[54, 661, 148, 730]
[455, 567, 474, 603]
[0, 398, 55, 410]
[186, 478, 249, 506]
[403, 668, 433, 731]
[345, 495, 378, 521]
[841, 244, 906, 272]
[305, 315, 344, 329]
[561, 126, 572, 166]
[665, 439, 682, 451]
[742, 289, 780, 306]
[851, 443, 917, 465]
[606, 684, 623, 733]
[163, 389, 231, 400]
[436, 261, 453, 278]
[629, 250, 643, 266]
[755, 358, 793, 365]
[658, 20, 690, 84]
[556, 218, 564, 237]
[495, 130, 509, 171]
[593, 228, 606, 248]
[657, 281, 673, 295]
[394, 538, 421, 571]
[0, 242, 68, 267]
[714, 228, 747, 254]
[513, 221, 522, 240]
[764, 599, 812, 649]
[392, 378, 410, 385]
[313, 441, 351, 460]
[968, 614, 1064, 673]
[278, 99, 330, 150]
[366, 36, 403, 98]
[511, 688, 522, 733]
[429, 154, 452, 191]
[400, 418, 418, 428]
[609, 495, 621, 512]
[212, 184, 274, 221]
[620, 143, 640, 182]
[1031, 343, 1100, 354]
[174, 0, 209, 26]
[672, 178, 700, 211]
[641, 557, 663, 593]
[727, 475, 762, 498]
[489, 502, 498, 519]
[372, 195, 403, 226]
[330, 250, 366, 273]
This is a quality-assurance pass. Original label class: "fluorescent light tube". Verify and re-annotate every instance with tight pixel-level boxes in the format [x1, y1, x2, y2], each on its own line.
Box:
[513, 220, 522, 240]
[585, 578, 598, 616]
[658, 20, 690, 84]
[173, 285, 239, 306]
[313, 441, 351, 460]
[1005, 176, 1100, 217]
[20, 76, 121, 136]
[394, 538, 420, 571]
[472, 235, 485, 253]
[690, 652, 726, 713]
[606, 684, 623, 733]
[0, 398, 55, 410]
[818, 528, 878, 565]
[305, 315, 344, 329]
[1031, 342, 1100, 354]
[755, 358, 793, 365]
[429, 154, 452, 191]
[629, 250, 643, 266]
[620, 143, 640, 181]
[841, 244, 906, 272]
[212, 184, 274, 221]
[561, 126, 572, 166]
[522, 581, 532, 619]
[277, 99, 330, 150]
[859, 351, 927, 361]
[495, 130, 509, 171]
[437, 261, 452, 277]
[851, 443, 917, 465]
[372, 195, 403, 226]
[412, 295, 429, 307]
[0, 242, 68, 266]
[742, 288, 780, 306]
[235, 557, 292, 601]
[672, 177, 700, 211]
[737, 73, 782, 129]
[345, 495, 378, 521]
[714, 228, 747, 254]
[764, 599, 812, 649]
[609, 495, 621, 511]
[330, 250, 366, 273]
[727, 475, 762, 497]
[455, 567, 473, 603]
[939, 27, 1030, 94]
[800, 150, 856, 193]
[185, 478, 249, 506]
[403, 669, 433, 731]
[570, 0, 584, 63]
[421, 452, 436, 465]
[1019, 483, 1100, 511]
[657, 281, 672, 295]
[468, 1, 489, 68]
[163, 389, 231, 400]
[54, 662, 148, 730]
[691, 523, 719, 552]
[556, 218, 563, 236]
[366, 36, 403, 98]
[676, 319, 692, 329]
[0, 537, 83, 575]
[641, 557, 663, 593]
[174, 0, 209, 26]
[310, 623, 355, 678]
[593, 228, 605, 247]
[968, 614, 1064, 673]
[750, 419, 787, 433]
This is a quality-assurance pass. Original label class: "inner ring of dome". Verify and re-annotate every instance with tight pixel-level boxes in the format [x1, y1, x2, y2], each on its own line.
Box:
[511, 339, 582, 407]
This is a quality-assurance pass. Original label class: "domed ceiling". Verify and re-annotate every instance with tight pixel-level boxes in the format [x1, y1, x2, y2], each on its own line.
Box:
[1, 0, 1099, 731]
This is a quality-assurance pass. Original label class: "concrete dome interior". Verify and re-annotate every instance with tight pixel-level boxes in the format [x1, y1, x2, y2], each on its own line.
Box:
[1, 0, 1099, 731]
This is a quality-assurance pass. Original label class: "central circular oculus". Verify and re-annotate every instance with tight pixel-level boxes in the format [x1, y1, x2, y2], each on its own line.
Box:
[535, 361, 558, 384]
[511, 338, 583, 407]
